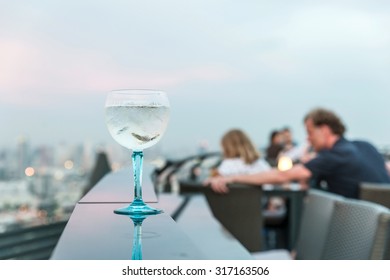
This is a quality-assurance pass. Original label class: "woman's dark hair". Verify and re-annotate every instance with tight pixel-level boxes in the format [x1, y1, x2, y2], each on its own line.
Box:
[270, 130, 279, 143]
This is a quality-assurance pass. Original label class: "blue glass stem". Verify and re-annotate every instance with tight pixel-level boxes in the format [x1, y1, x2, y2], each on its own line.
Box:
[131, 218, 144, 260]
[114, 150, 161, 215]
[132, 151, 143, 203]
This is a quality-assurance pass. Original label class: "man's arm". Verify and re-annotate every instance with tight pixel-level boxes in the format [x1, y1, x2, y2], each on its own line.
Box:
[204, 164, 312, 193]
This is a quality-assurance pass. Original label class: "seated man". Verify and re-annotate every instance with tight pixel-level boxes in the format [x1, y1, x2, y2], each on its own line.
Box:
[206, 108, 390, 199]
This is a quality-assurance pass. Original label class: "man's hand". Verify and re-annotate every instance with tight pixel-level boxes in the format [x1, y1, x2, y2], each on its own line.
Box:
[203, 176, 233, 194]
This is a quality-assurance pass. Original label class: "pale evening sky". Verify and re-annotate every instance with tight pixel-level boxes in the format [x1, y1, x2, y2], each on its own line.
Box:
[1, 0, 390, 157]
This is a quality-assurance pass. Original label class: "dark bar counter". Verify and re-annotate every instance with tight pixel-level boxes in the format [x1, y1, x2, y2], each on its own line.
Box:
[51, 203, 203, 259]
[51, 166, 253, 260]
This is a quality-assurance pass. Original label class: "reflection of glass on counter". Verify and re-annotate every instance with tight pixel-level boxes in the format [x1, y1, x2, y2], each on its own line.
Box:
[129, 214, 146, 260]
[128, 212, 162, 260]
[277, 156, 293, 171]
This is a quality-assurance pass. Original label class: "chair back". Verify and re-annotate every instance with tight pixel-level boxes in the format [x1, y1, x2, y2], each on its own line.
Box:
[371, 211, 390, 260]
[295, 189, 344, 260]
[204, 184, 263, 252]
[322, 198, 390, 259]
[359, 182, 390, 209]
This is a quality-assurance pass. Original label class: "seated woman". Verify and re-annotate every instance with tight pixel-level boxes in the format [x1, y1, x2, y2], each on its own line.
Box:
[213, 129, 271, 177]
[211, 129, 285, 212]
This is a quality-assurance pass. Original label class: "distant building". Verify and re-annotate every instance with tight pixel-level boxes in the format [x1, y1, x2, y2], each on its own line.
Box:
[17, 137, 31, 179]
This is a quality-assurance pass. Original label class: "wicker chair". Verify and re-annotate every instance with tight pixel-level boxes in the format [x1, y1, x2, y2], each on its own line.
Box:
[254, 189, 390, 260]
[253, 189, 343, 259]
[359, 182, 390, 209]
[203, 184, 264, 252]
[322, 198, 390, 260]
[294, 189, 344, 259]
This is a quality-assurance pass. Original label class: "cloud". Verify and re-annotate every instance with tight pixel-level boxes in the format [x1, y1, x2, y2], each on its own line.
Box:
[0, 38, 237, 106]
[281, 6, 390, 50]
[247, 5, 390, 84]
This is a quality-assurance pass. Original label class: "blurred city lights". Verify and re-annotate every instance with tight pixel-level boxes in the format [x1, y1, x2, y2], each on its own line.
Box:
[111, 162, 121, 171]
[25, 167, 35, 177]
[64, 160, 74, 170]
[54, 170, 64, 181]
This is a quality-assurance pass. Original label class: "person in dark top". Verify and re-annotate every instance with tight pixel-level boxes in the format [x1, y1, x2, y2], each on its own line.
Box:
[205, 108, 390, 198]
[265, 130, 284, 167]
[304, 138, 390, 198]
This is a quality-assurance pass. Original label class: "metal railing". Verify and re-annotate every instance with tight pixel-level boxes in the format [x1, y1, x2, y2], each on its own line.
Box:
[0, 221, 68, 260]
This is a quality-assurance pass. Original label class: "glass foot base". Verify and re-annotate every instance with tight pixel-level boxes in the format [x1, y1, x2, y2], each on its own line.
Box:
[114, 199, 163, 216]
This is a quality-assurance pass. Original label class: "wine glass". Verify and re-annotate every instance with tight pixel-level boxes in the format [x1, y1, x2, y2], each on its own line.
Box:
[105, 89, 170, 215]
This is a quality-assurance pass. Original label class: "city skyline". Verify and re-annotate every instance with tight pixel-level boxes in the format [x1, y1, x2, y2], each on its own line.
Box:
[2, 1, 390, 157]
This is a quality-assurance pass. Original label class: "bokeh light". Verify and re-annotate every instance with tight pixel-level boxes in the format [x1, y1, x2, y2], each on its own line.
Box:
[25, 167, 35, 177]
